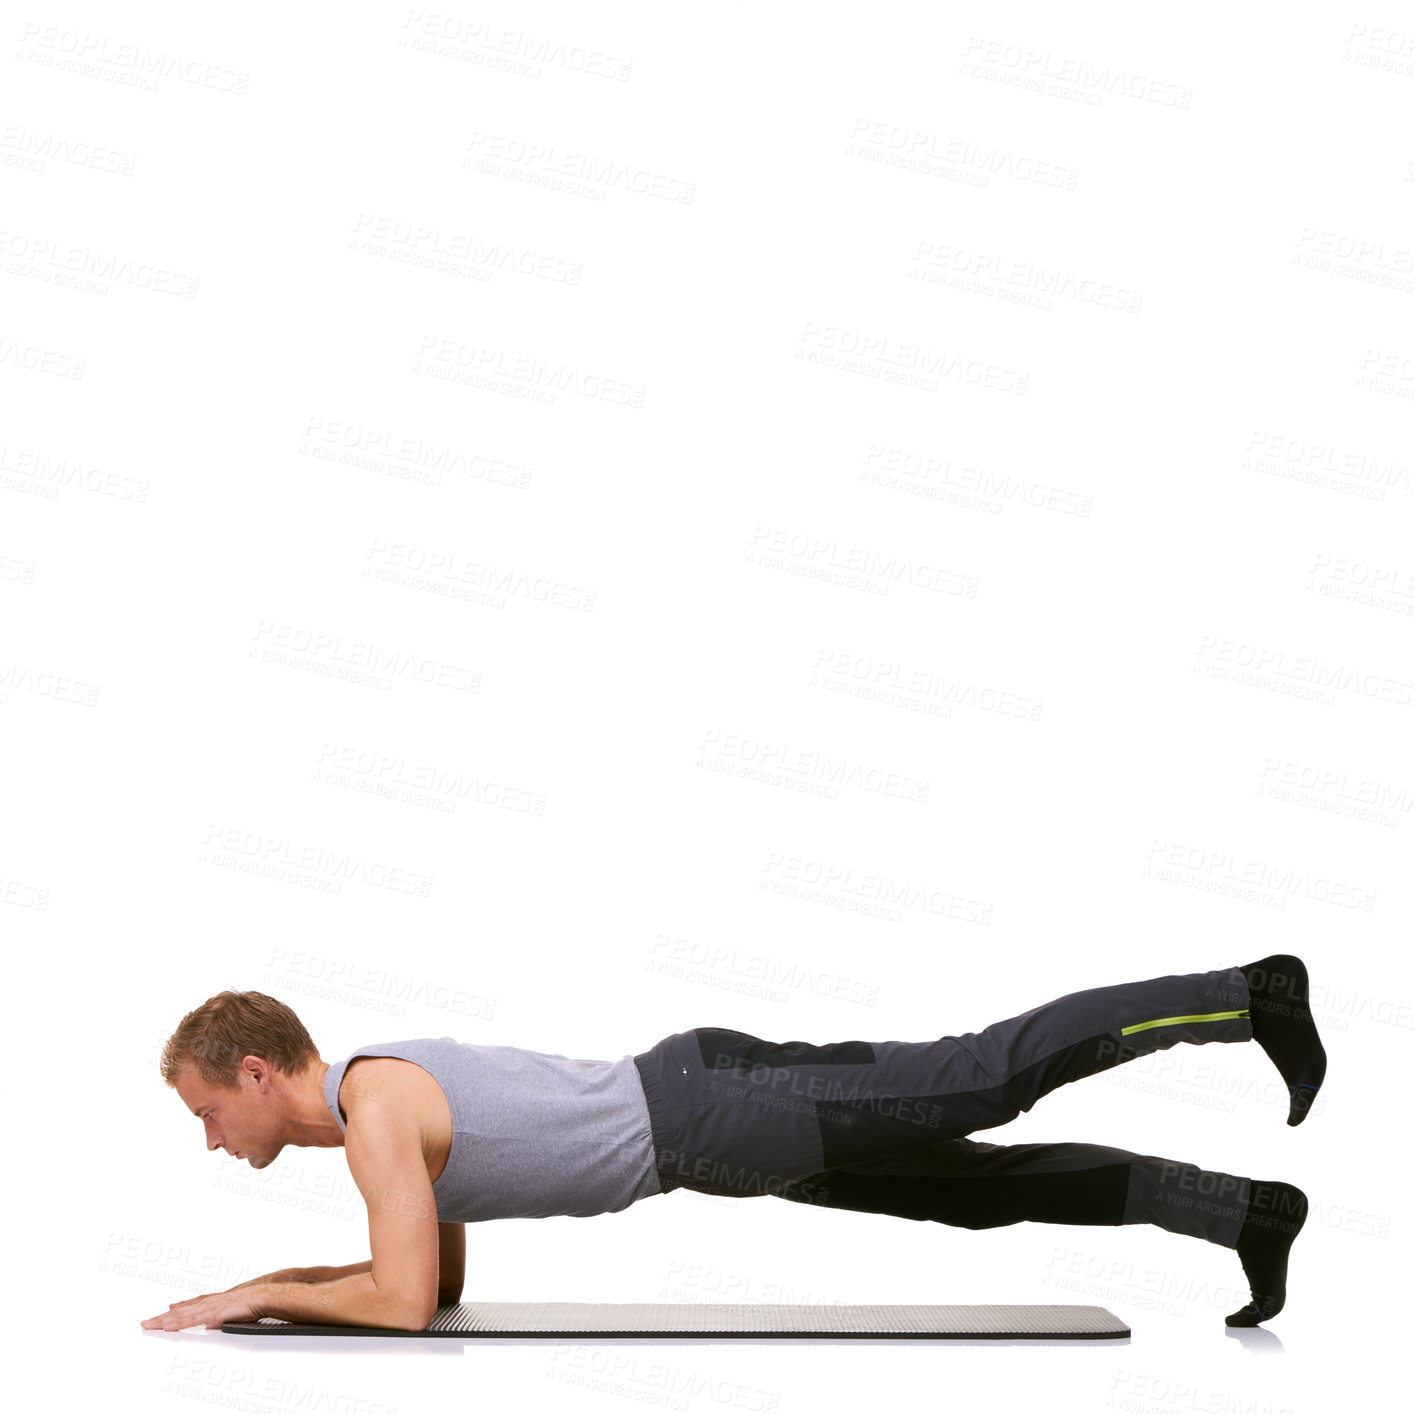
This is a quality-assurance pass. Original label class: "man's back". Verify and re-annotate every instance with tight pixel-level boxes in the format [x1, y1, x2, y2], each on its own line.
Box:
[323, 1036, 663, 1222]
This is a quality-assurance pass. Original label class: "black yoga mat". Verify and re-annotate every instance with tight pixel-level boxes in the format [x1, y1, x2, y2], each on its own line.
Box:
[223, 1301, 1130, 1340]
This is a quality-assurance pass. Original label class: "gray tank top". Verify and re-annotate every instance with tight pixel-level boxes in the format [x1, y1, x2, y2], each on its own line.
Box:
[322, 1036, 662, 1222]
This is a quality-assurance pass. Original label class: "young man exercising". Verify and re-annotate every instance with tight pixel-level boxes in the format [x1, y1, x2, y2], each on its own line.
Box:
[141, 954, 1325, 1334]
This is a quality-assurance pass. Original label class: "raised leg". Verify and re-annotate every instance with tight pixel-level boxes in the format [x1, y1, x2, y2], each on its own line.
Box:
[635, 964, 1255, 1195]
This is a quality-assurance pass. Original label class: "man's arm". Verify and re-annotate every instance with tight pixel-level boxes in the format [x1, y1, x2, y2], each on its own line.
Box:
[142, 1064, 449, 1333]
[228, 1261, 372, 1292]
[253, 1101, 441, 1331]
[437, 1223, 465, 1305]
[233, 1233, 458, 1304]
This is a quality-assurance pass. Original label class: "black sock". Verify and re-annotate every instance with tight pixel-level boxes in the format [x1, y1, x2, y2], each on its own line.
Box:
[1238, 954, 1327, 1126]
[1225, 1179, 1308, 1326]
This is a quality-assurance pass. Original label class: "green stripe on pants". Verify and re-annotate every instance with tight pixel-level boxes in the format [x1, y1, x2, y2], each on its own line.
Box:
[1121, 1009, 1250, 1036]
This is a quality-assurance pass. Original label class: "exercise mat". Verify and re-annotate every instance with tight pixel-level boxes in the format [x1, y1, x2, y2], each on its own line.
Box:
[223, 1301, 1130, 1339]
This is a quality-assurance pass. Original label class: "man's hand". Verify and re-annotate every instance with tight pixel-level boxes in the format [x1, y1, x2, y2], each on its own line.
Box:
[140, 1285, 269, 1331]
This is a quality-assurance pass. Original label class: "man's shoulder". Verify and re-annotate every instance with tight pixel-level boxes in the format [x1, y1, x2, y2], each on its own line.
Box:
[341, 1047, 456, 1122]
[342, 1052, 430, 1109]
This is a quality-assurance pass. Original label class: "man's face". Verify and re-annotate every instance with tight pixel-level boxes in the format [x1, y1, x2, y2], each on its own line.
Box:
[174, 1058, 286, 1170]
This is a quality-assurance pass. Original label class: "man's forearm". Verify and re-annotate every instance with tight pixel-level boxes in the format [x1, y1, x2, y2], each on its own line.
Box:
[303, 1261, 373, 1284]
[255, 1272, 429, 1331]
[229, 1261, 372, 1292]
[309, 1260, 460, 1302]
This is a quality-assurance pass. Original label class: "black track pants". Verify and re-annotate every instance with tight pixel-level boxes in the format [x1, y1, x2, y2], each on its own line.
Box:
[632, 965, 1253, 1247]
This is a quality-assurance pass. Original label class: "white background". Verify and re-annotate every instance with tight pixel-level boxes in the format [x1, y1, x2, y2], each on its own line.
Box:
[5, 2, 1410, 1410]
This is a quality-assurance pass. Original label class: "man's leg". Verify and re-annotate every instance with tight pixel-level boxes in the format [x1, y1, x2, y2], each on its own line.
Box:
[770, 1138, 1308, 1327]
[771, 1136, 1250, 1244]
[634, 958, 1324, 1190]
[651, 964, 1254, 1187]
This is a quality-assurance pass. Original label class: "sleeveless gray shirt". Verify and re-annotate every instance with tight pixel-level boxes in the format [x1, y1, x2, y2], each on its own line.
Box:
[322, 1036, 662, 1222]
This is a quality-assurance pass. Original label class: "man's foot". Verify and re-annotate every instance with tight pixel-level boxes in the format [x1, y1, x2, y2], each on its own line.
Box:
[1238, 954, 1327, 1125]
[1225, 1179, 1307, 1326]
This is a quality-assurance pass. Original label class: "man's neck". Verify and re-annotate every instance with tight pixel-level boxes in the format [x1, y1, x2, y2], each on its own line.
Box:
[282, 1060, 345, 1148]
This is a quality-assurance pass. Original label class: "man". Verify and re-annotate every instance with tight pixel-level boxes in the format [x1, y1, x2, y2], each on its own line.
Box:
[141, 954, 1325, 1334]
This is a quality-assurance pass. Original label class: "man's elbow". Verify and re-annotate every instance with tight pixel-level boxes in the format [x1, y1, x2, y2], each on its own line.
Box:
[388, 1295, 438, 1332]
[376, 1284, 438, 1332]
